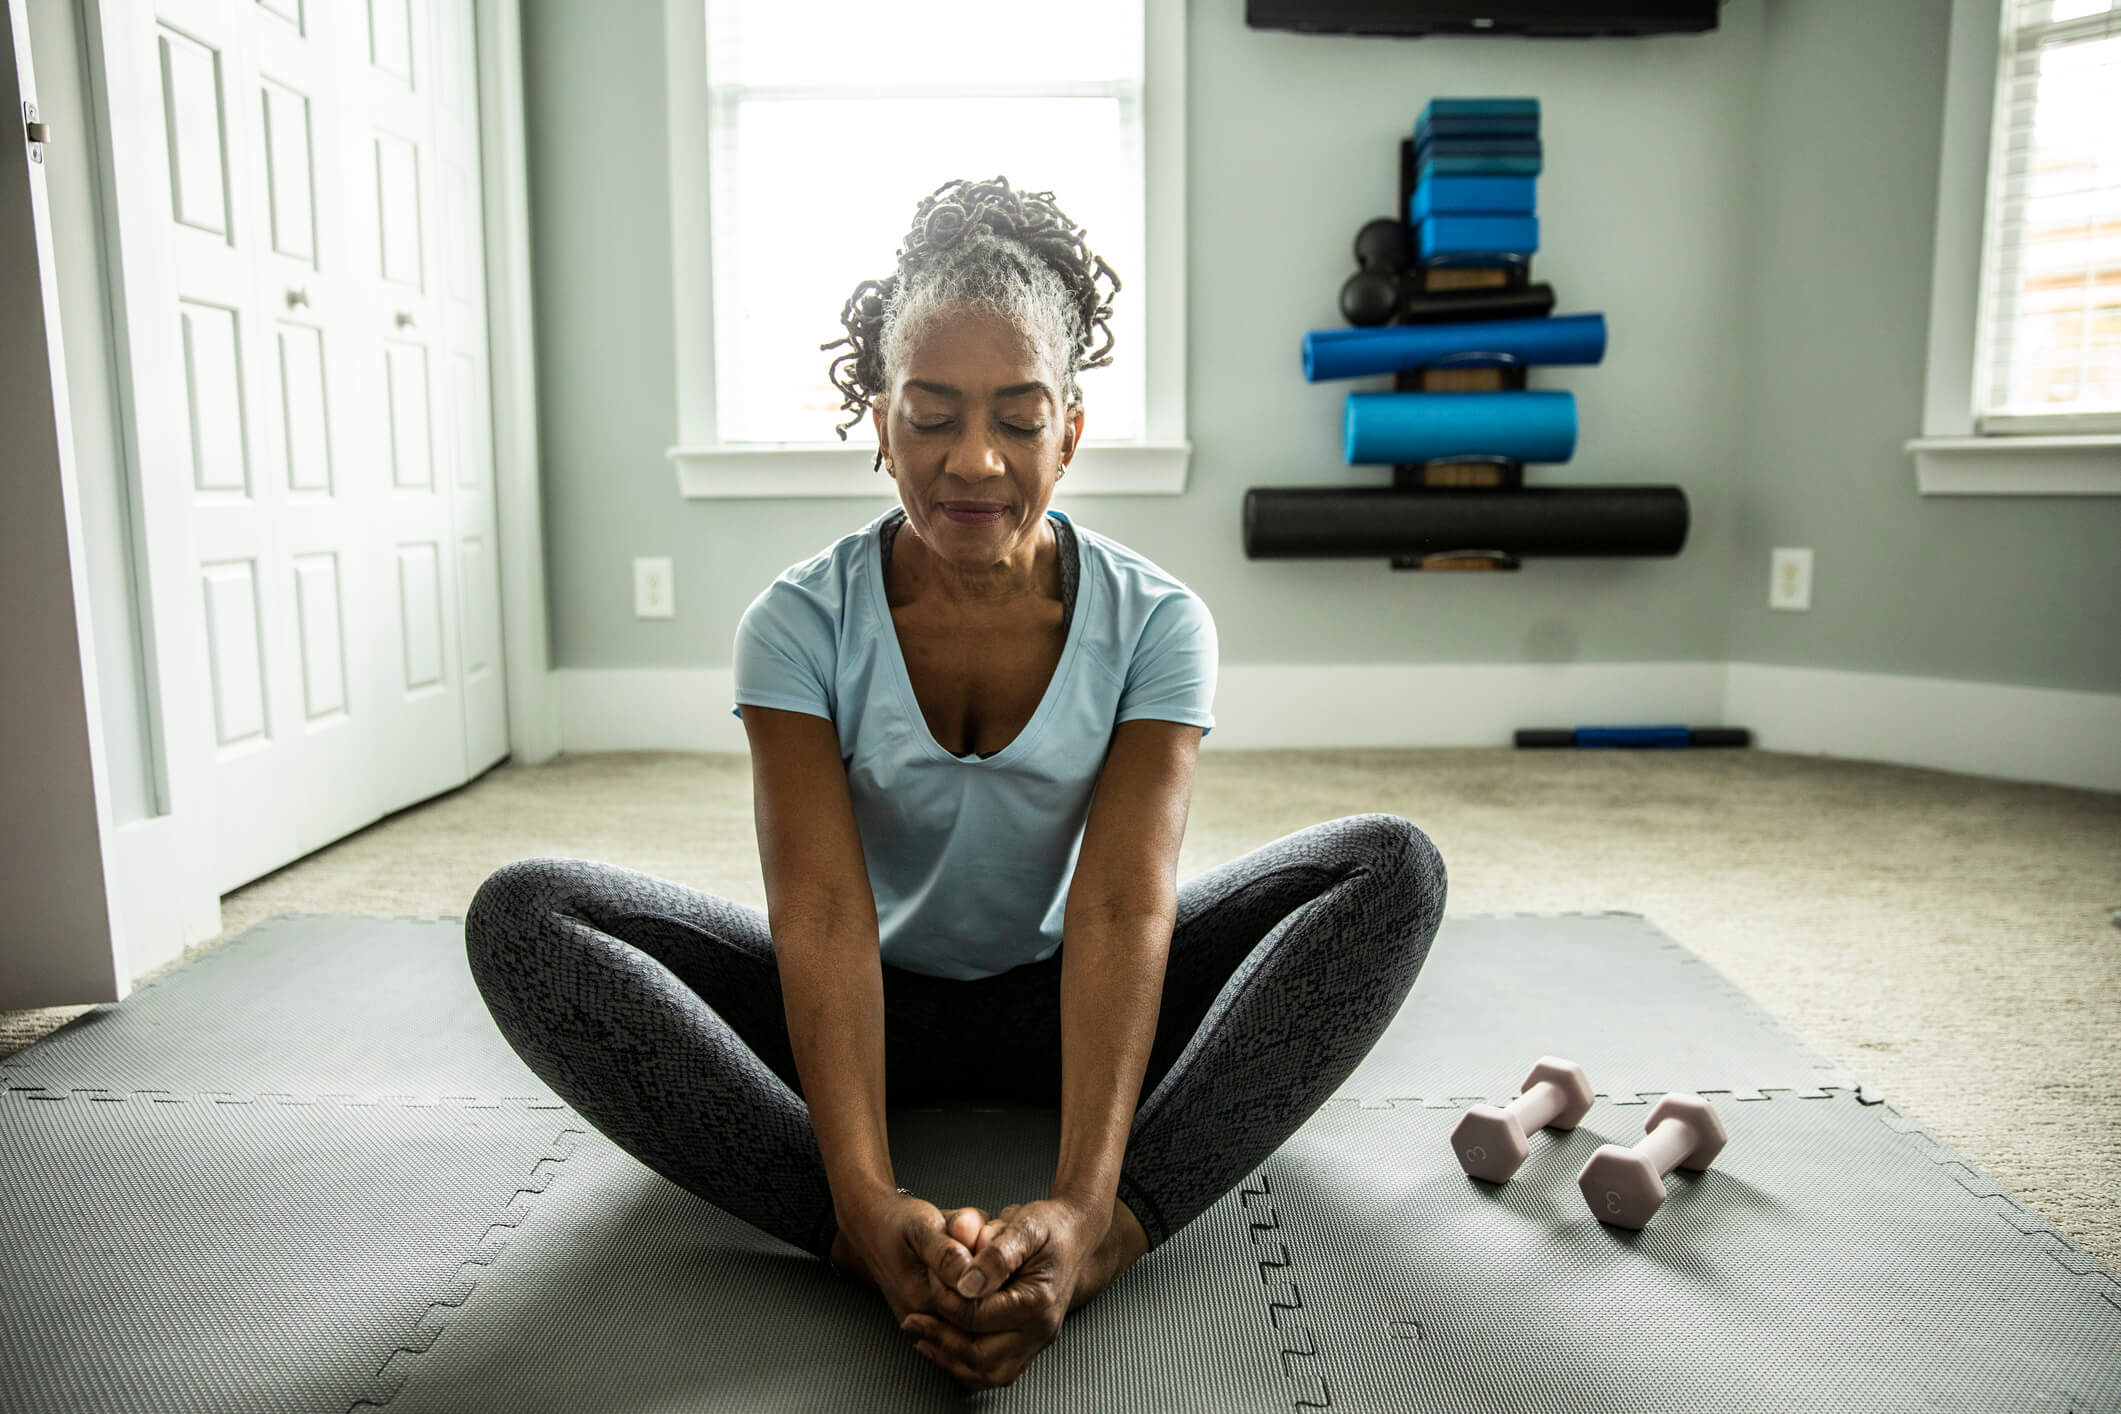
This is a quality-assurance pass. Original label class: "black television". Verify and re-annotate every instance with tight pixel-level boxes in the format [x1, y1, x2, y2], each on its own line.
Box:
[1245, 0, 1719, 38]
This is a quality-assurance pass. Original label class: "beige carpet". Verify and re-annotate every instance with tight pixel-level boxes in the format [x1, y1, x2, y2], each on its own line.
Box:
[7, 747, 2117, 1265]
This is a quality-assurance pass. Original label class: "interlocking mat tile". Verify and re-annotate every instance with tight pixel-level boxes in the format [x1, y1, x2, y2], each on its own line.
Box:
[0, 1088, 576, 1413]
[2, 914, 2112, 1412]
[0, 913, 1850, 1107]
[1339, 912, 1855, 1102]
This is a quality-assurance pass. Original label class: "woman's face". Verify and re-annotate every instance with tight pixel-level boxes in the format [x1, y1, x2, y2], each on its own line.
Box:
[871, 307, 1085, 573]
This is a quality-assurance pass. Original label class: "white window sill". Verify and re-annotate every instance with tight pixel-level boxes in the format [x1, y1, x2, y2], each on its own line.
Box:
[1905, 435, 2121, 496]
[667, 442, 1193, 498]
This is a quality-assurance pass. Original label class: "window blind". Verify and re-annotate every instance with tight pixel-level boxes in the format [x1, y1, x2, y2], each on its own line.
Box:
[1973, 0, 2121, 433]
[702, 0, 1147, 446]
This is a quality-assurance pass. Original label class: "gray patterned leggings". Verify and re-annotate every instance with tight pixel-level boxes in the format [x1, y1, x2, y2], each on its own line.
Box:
[463, 812, 1446, 1262]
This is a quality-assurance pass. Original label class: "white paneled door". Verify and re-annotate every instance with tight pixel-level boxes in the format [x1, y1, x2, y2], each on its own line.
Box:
[93, 0, 507, 895]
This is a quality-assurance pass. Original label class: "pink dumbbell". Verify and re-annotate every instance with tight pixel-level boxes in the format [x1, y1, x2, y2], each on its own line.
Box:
[1575, 1093, 1729, 1229]
[1449, 1056, 1596, 1182]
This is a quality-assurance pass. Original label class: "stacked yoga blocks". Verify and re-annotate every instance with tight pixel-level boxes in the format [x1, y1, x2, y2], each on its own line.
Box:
[1241, 98, 1691, 571]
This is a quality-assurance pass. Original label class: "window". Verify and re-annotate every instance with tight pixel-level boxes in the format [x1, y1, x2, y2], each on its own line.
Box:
[1908, 0, 2120, 494]
[665, 0, 1190, 497]
[1970, 0, 2121, 434]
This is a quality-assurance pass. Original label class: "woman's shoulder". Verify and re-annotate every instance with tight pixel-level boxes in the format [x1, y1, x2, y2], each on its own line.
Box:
[738, 516, 884, 638]
[1070, 517, 1209, 612]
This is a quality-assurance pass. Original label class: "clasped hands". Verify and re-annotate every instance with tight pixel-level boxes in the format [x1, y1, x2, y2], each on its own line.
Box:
[837, 1189, 1108, 1392]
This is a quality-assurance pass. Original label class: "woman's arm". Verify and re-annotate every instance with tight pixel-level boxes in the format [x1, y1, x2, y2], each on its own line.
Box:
[743, 705, 898, 1219]
[1052, 717, 1203, 1218]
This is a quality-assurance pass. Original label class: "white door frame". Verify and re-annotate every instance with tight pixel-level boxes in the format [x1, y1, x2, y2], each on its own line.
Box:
[474, 0, 556, 770]
[0, 0, 128, 1006]
[14, 0, 553, 993]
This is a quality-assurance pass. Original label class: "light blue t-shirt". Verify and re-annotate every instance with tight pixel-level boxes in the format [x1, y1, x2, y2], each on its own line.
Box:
[731, 506, 1218, 980]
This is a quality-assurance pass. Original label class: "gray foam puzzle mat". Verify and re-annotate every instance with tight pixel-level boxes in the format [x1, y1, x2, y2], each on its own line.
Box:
[0, 911, 1851, 1107]
[0, 1087, 575, 1412]
[1339, 912, 1856, 1101]
[3, 912, 2115, 1411]
[0, 914, 561, 1106]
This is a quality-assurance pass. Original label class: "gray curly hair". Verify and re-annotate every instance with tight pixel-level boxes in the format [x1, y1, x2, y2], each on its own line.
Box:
[821, 176, 1121, 472]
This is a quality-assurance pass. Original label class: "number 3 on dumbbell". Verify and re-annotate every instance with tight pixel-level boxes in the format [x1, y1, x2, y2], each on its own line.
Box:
[1449, 1057, 1595, 1184]
[1576, 1093, 1730, 1230]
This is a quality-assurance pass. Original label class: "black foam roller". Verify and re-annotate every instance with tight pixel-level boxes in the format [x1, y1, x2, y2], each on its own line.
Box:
[1242, 486, 1690, 559]
[1399, 282, 1557, 324]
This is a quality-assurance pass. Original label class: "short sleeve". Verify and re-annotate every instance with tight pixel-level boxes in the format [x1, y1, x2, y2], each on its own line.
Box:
[1116, 590, 1218, 737]
[730, 580, 836, 723]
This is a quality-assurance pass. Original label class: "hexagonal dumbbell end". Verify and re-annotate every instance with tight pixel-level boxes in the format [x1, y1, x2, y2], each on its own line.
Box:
[1575, 1092, 1729, 1229]
[1449, 1056, 1596, 1183]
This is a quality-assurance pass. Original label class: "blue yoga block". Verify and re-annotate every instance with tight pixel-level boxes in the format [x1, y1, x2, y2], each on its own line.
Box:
[1343, 390, 1578, 465]
[1414, 113, 1540, 147]
[1417, 97, 1540, 122]
[1414, 136, 1543, 162]
[1418, 153, 1544, 179]
[1303, 314, 1606, 382]
[1410, 174, 1536, 221]
[1417, 215, 1540, 260]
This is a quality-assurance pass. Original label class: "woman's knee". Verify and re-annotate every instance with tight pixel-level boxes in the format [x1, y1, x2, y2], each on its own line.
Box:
[1345, 812, 1445, 886]
[465, 856, 595, 964]
[1342, 812, 1448, 940]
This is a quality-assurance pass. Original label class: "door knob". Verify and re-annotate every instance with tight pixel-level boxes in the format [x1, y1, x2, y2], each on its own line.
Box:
[285, 287, 310, 308]
[395, 311, 415, 328]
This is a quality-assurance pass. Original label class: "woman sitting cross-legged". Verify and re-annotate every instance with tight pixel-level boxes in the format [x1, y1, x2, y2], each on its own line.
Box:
[464, 176, 1448, 1394]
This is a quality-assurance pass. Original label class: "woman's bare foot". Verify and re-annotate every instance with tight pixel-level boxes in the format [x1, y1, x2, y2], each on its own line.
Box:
[1067, 1197, 1150, 1313]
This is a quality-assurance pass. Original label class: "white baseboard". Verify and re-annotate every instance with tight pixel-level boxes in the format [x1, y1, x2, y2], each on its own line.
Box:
[1725, 662, 2121, 793]
[556, 668, 745, 752]
[552, 661, 2120, 791]
[553, 662, 1729, 753]
[1208, 662, 1730, 747]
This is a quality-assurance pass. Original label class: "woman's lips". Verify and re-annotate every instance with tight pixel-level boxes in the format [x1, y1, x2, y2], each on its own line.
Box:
[940, 503, 1007, 523]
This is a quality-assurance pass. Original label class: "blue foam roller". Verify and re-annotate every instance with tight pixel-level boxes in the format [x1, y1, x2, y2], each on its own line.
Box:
[1410, 174, 1536, 220]
[1303, 314, 1606, 382]
[1577, 726, 1691, 749]
[1343, 390, 1577, 465]
[1417, 215, 1539, 260]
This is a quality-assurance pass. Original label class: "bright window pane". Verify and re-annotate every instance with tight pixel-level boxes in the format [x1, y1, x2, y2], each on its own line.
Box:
[1979, 18, 2121, 419]
[710, 92, 1145, 445]
[708, 0, 1140, 88]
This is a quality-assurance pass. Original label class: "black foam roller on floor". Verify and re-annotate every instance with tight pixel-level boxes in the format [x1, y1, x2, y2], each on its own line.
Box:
[1243, 485, 1690, 559]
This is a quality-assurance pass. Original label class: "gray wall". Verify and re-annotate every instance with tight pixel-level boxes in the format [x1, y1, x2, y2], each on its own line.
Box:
[1727, 0, 2121, 694]
[521, 0, 2118, 691]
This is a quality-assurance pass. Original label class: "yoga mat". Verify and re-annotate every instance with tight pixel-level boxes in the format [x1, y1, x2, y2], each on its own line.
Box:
[1417, 215, 1539, 261]
[1410, 173, 1537, 220]
[1342, 391, 1579, 465]
[1243, 485, 1690, 559]
[6, 912, 2115, 1412]
[1305, 314, 1604, 382]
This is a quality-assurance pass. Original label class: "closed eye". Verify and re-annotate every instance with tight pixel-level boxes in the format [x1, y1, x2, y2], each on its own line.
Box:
[909, 420, 1044, 435]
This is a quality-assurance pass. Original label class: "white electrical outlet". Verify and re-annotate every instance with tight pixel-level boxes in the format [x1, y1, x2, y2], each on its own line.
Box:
[1769, 547, 1813, 611]
[634, 557, 675, 619]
